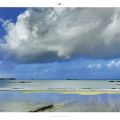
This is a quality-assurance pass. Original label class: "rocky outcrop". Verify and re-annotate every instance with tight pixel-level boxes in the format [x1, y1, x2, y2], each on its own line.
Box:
[29, 104, 54, 112]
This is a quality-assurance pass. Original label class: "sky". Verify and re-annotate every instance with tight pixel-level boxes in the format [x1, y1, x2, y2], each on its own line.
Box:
[1, 8, 120, 80]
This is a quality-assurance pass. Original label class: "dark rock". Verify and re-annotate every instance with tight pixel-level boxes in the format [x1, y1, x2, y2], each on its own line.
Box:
[13, 88, 23, 89]
[29, 104, 54, 112]
[116, 84, 120, 85]
[9, 81, 31, 83]
[82, 88, 91, 89]
[86, 88, 91, 89]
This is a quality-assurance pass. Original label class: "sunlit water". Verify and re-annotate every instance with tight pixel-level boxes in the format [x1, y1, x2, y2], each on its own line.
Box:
[0, 80, 120, 112]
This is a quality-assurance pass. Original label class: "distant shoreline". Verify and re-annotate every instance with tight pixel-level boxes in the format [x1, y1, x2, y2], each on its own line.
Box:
[1, 79, 120, 80]
[0, 78, 16, 80]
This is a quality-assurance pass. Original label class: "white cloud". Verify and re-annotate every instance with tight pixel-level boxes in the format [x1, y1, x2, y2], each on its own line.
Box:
[107, 60, 120, 68]
[0, 18, 4, 23]
[102, 9, 120, 45]
[1, 8, 120, 63]
[87, 63, 101, 69]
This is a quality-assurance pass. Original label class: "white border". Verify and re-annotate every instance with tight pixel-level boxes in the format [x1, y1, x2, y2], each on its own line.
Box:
[0, 0, 120, 120]
[0, 0, 120, 7]
[0, 113, 120, 120]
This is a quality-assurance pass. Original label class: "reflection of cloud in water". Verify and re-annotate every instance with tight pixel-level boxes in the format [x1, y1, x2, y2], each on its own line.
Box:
[0, 91, 120, 112]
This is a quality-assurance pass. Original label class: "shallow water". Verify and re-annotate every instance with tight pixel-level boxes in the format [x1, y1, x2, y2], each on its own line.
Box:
[0, 80, 120, 112]
[0, 91, 120, 112]
[0, 80, 120, 90]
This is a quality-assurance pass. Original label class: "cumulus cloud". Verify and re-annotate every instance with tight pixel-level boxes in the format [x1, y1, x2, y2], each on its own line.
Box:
[0, 18, 4, 23]
[1, 8, 120, 63]
[87, 63, 101, 69]
[107, 60, 120, 68]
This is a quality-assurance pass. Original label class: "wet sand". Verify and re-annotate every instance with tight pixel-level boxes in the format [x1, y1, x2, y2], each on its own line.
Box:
[20, 89, 120, 95]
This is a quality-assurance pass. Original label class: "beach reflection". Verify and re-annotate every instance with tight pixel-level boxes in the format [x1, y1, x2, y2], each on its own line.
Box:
[0, 91, 120, 112]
